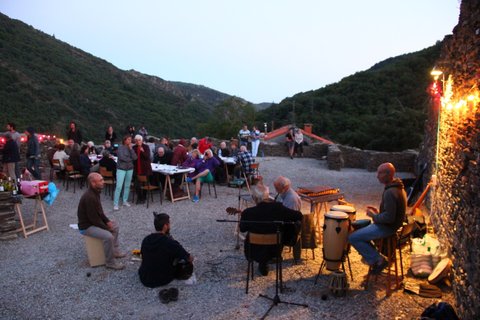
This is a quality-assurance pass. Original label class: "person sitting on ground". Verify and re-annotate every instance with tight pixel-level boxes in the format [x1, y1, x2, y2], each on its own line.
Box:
[348, 162, 407, 275]
[53, 143, 69, 171]
[98, 150, 117, 177]
[138, 212, 194, 287]
[239, 183, 302, 276]
[186, 149, 220, 203]
[234, 145, 255, 179]
[77, 172, 126, 270]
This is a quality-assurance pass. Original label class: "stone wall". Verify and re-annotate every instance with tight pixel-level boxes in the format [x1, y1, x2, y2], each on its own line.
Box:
[420, 0, 480, 318]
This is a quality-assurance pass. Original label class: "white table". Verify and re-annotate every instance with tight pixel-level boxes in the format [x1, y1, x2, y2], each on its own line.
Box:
[151, 164, 195, 203]
[219, 156, 236, 183]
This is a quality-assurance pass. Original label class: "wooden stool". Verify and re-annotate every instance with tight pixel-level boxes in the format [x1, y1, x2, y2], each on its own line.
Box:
[364, 234, 401, 297]
[83, 236, 106, 267]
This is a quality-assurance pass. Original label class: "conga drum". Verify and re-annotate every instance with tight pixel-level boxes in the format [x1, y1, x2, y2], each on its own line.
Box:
[330, 205, 356, 223]
[351, 219, 371, 231]
[323, 211, 350, 271]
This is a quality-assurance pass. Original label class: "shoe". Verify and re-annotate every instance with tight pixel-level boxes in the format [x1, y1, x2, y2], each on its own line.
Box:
[123, 202, 131, 207]
[258, 263, 269, 276]
[371, 257, 388, 275]
[114, 252, 127, 258]
[192, 195, 199, 203]
[113, 205, 119, 211]
[106, 262, 125, 270]
[159, 289, 170, 304]
[186, 177, 194, 183]
[167, 288, 179, 301]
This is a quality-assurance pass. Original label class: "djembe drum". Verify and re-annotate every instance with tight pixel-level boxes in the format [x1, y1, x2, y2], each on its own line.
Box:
[323, 211, 350, 271]
[330, 205, 356, 224]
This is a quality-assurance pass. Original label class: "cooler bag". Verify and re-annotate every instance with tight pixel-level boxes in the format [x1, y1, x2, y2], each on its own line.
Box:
[20, 180, 49, 197]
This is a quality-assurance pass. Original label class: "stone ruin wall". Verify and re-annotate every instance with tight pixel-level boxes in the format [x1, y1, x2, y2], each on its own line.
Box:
[419, 0, 480, 318]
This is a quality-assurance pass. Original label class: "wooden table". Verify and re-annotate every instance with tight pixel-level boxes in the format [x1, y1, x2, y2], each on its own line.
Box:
[15, 194, 49, 238]
[151, 164, 195, 203]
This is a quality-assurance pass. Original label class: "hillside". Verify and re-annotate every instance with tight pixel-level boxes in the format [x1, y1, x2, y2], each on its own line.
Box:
[257, 43, 443, 151]
[0, 13, 231, 141]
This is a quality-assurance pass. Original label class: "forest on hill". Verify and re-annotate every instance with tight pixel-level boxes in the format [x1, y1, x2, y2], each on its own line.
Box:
[1, 12, 441, 151]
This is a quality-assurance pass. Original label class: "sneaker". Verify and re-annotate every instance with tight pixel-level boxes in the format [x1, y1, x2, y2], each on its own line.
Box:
[159, 289, 170, 304]
[123, 202, 131, 207]
[186, 177, 194, 183]
[106, 262, 125, 270]
[182, 273, 197, 285]
[113, 205, 120, 211]
[371, 257, 388, 275]
[192, 195, 199, 203]
[167, 287, 179, 301]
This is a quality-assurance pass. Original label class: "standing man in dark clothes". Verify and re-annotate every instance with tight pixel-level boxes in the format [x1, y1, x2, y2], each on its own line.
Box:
[66, 121, 82, 145]
[348, 162, 407, 274]
[240, 183, 302, 276]
[24, 127, 41, 180]
[139, 213, 194, 287]
[77, 173, 126, 270]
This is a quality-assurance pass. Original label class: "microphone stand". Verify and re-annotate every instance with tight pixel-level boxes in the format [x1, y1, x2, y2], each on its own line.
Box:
[216, 219, 308, 319]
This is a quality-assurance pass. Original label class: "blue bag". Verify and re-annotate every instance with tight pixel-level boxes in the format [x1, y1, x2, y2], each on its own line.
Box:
[43, 182, 60, 206]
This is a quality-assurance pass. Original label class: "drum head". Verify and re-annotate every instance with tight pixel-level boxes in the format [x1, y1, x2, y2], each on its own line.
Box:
[351, 219, 371, 230]
[331, 205, 356, 213]
[325, 211, 349, 220]
[428, 258, 451, 284]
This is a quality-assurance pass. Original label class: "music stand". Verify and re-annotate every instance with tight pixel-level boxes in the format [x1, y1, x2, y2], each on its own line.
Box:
[217, 219, 308, 319]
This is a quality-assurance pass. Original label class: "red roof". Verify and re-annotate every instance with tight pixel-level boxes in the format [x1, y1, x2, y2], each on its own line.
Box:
[264, 125, 334, 145]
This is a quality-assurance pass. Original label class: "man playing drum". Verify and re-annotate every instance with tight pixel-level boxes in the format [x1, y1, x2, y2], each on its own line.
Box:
[348, 163, 407, 274]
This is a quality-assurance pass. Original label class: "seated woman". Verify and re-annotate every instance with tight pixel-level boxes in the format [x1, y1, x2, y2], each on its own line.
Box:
[98, 150, 117, 177]
[87, 141, 98, 155]
[181, 149, 202, 179]
[79, 145, 92, 176]
[186, 149, 220, 203]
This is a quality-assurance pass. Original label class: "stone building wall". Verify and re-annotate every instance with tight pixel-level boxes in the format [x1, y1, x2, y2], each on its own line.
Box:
[420, 0, 480, 318]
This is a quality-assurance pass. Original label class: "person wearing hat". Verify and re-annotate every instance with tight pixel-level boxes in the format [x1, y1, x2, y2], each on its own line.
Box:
[25, 127, 42, 180]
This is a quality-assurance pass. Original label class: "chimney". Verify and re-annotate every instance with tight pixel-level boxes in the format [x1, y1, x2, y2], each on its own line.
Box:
[304, 123, 312, 134]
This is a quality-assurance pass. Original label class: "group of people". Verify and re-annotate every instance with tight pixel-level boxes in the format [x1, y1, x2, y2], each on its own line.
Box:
[1, 123, 42, 181]
[77, 161, 407, 291]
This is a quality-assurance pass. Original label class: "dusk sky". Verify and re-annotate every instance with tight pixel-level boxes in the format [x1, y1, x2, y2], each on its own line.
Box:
[1, 0, 460, 103]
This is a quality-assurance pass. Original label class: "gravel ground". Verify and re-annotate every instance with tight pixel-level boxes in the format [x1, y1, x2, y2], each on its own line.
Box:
[0, 157, 454, 319]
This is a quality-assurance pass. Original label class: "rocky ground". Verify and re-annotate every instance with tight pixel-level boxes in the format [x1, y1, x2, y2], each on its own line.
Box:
[0, 157, 455, 319]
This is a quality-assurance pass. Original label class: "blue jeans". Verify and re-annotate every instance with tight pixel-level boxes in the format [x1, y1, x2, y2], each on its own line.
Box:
[348, 223, 395, 265]
[26, 157, 41, 180]
[114, 169, 133, 206]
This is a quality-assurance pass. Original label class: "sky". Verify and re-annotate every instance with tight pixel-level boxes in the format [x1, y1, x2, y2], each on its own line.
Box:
[1, 0, 461, 103]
